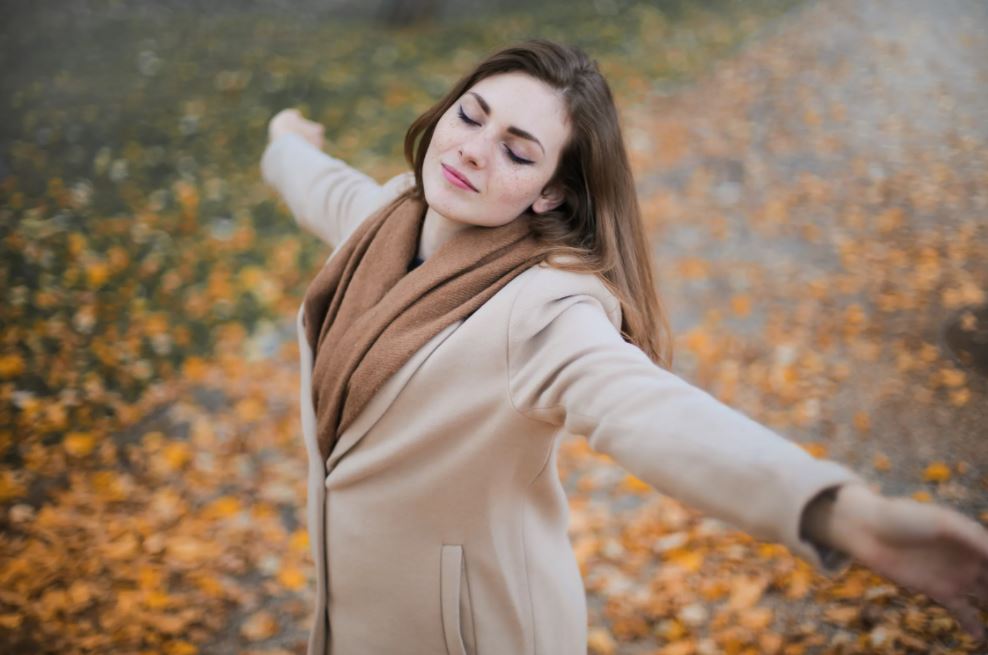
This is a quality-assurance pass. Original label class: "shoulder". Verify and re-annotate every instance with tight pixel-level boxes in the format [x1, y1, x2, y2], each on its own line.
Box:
[509, 258, 622, 332]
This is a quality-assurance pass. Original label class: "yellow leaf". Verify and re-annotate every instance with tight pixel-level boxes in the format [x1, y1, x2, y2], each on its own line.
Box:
[239, 265, 265, 290]
[235, 396, 265, 423]
[85, 261, 110, 288]
[174, 180, 199, 216]
[105, 533, 140, 560]
[0, 614, 23, 629]
[940, 368, 967, 388]
[728, 576, 768, 611]
[145, 591, 170, 610]
[876, 207, 904, 233]
[107, 245, 129, 271]
[784, 568, 811, 599]
[758, 632, 783, 655]
[830, 575, 866, 599]
[620, 474, 651, 494]
[204, 495, 240, 518]
[677, 258, 709, 280]
[145, 312, 169, 336]
[0, 354, 25, 378]
[730, 294, 751, 317]
[823, 605, 859, 626]
[697, 579, 729, 603]
[66, 580, 94, 607]
[164, 640, 198, 655]
[68, 233, 87, 256]
[656, 618, 688, 641]
[91, 470, 127, 501]
[192, 573, 223, 597]
[872, 453, 891, 472]
[182, 356, 209, 382]
[587, 627, 616, 655]
[852, 411, 870, 434]
[912, 490, 932, 503]
[658, 641, 695, 655]
[277, 566, 306, 591]
[922, 462, 951, 483]
[241, 610, 278, 641]
[290, 529, 309, 553]
[64, 431, 96, 457]
[162, 441, 191, 471]
[43, 402, 69, 430]
[666, 549, 704, 572]
[949, 388, 970, 407]
[739, 606, 773, 631]
[138, 565, 163, 590]
[756, 543, 787, 560]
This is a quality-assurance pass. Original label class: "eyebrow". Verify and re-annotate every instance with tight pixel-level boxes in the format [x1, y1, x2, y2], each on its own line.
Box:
[467, 91, 545, 155]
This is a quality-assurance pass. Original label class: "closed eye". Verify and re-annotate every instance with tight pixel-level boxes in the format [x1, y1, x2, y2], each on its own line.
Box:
[457, 105, 480, 127]
[503, 145, 533, 165]
[457, 106, 533, 166]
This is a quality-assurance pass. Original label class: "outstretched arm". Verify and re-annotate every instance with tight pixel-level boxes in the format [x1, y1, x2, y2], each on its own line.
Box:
[260, 108, 413, 248]
[801, 481, 988, 641]
[508, 268, 988, 641]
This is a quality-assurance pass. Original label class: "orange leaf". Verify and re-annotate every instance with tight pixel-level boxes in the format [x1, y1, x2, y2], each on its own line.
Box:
[872, 453, 891, 472]
[922, 462, 951, 483]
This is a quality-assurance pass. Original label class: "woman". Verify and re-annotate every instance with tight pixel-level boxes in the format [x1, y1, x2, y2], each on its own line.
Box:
[261, 39, 987, 654]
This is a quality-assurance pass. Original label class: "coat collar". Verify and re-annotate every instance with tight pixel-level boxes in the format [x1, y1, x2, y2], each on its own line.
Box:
[297, 302, 463, 476]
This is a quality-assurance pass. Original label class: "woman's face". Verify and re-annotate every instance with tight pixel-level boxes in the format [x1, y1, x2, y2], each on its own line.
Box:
[422, 71, 572, 228]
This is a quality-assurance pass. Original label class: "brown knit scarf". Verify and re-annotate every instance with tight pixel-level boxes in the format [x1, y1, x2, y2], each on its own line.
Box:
[302, 190, 550, 464]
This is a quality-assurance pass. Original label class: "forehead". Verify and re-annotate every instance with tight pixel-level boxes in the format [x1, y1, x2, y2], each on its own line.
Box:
[465, 72, 570, 151]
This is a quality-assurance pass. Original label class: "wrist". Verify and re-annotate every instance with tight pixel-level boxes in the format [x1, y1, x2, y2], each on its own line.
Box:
[801, 482, 877, 557]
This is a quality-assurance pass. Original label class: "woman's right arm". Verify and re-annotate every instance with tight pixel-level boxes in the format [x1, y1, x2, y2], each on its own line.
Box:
[260, 109, 413, 248]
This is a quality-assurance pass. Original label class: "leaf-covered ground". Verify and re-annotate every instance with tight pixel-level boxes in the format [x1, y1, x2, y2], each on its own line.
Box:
[1, 0, 987, 653]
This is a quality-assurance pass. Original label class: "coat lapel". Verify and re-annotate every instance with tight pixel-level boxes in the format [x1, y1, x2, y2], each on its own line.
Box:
[298, 302, 463, 475]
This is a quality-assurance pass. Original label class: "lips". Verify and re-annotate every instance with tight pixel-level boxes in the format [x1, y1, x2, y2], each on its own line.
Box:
[441, 163, 478, 192]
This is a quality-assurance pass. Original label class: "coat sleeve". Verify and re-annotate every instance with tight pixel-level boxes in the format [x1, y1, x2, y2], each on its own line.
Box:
[260, 132, 415, 248]
[506, 268, 867, 576]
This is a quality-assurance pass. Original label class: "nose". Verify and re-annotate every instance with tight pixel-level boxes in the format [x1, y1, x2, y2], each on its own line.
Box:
[458, 129, 489, 169]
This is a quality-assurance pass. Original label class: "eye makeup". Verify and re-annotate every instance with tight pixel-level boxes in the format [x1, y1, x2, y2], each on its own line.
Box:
[456, 105, 534, 165]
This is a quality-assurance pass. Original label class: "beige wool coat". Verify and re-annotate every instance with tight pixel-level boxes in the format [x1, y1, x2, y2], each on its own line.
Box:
[260, 132, 867, 655]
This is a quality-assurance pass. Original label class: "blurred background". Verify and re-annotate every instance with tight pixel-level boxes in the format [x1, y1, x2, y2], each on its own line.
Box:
[1, 0, 986, 653]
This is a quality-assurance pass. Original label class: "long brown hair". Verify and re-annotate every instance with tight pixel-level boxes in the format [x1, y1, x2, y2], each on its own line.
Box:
[403, 38, 673, 369]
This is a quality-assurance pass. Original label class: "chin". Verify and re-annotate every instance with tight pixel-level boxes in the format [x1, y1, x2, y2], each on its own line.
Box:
[423, 176, 471, 223]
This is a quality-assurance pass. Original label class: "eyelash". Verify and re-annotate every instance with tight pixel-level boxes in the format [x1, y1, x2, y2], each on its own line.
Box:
[457, 106, 533, 165]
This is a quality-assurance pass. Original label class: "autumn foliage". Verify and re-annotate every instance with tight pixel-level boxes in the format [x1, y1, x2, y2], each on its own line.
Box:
[1, 0, 986, 653]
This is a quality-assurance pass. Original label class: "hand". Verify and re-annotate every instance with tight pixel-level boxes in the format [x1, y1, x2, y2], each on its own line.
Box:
[268, 108, 325, 149]
[827, 484, 988, 642]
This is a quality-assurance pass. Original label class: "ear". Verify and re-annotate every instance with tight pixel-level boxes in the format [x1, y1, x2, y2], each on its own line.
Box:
[531, 183, 566, 214]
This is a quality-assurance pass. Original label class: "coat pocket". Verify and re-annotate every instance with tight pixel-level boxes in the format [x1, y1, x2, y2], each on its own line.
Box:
[440, 544, 477, 655]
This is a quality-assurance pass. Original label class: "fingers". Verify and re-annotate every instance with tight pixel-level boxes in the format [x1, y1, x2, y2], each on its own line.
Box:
[268, 108, 326, 147]
[943, 508, 988, 562]
[940, 595, 986, 642]
[978, 566, 988, 605]
[302, 122, 325, 149]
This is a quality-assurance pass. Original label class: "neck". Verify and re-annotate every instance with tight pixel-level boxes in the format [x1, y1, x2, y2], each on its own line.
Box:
[417, 205, 470, 261]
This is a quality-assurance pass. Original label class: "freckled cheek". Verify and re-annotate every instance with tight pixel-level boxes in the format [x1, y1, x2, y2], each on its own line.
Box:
[492, 170, 543, 210]
[431, 132, 458, 154]
[430, 118, 462, 155]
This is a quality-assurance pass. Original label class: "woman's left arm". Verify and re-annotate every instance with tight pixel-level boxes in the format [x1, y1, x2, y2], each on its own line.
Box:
[801, 482, 988, 640]
[507, 269, 988, 641]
